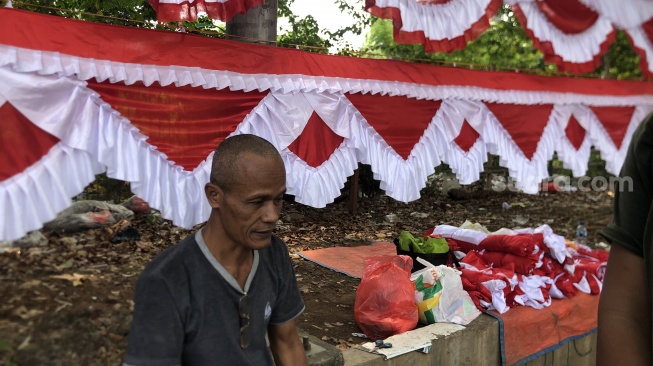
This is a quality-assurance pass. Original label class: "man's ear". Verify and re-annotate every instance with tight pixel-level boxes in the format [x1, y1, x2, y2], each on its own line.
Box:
[205, 182, 223, 209]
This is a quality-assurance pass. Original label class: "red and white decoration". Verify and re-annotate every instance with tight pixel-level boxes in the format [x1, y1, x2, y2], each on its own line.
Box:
[507, 0, 615, 74]
[365, 0, 502, 53]
[1, 8, 653, 241]
[148, 0, 263, 22]
[430, 224, 608, 313]
[366, 0, 653, 76]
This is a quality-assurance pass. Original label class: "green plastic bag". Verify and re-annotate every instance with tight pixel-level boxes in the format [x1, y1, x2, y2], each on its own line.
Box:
[397, 231, 449, 254]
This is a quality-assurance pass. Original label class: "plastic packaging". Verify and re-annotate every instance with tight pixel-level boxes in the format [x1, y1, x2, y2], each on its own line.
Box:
[576, 221, 588, 246]
[354, 255, 418, 340]
[411, 258, 481, 325]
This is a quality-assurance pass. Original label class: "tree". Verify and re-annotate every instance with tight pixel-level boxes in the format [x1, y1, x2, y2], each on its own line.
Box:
[277, 14, 332, 52]
[13, 0, 158, 27]
[226, 0, 277, 43]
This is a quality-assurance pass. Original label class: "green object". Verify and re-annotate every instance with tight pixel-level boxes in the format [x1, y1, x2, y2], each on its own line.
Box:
[415, 275, 443, 299]
[398, 231, 449, 254]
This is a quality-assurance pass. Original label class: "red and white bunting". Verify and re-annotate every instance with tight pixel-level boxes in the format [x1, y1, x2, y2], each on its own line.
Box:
[1, 8, 653, 241]
[148, 0, 263, 22]
[365, 0, 502, 53]
[366, 0, 653, 76]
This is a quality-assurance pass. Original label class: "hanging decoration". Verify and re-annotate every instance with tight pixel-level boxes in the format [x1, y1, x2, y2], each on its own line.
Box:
[1, 8, 653, 241]
[365, 0, 502, 53]
[148, 0, 264, 22]
[365, 0, 653, 76]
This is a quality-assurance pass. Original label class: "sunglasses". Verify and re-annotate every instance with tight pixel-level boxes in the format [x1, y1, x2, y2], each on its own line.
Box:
[239, 293, 251, 349]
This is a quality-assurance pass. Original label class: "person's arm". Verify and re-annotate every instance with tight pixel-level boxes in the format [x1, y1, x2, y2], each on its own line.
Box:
[597, 243, 652, 366]
[268, 318, 308, 366]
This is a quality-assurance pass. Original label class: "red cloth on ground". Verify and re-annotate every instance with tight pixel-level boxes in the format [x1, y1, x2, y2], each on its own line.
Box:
[576, 246, 610, 262]
[480, 251, 538, 275]
[479, 234, 542, 257]
[555, 273, 579, 298]
[460, 250, 488, 270]
[492, 292, 599, 365]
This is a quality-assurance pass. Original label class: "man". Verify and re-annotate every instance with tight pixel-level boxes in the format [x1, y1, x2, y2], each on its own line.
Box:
[598, 113, 653, 365]
[124, 134, 308, 366]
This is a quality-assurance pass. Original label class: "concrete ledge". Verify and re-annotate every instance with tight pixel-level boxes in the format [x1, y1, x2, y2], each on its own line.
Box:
[342, 314, 596, 366]
[307, 335, 344, 366]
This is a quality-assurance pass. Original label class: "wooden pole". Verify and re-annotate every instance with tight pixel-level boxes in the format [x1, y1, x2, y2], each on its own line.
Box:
[348, 168, 359, 215]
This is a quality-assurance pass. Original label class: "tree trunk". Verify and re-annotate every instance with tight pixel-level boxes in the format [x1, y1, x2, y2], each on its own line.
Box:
[225, 0, 278, 45]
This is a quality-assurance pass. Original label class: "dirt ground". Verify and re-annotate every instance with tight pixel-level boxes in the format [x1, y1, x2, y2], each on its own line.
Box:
[0, 183, 614, 365]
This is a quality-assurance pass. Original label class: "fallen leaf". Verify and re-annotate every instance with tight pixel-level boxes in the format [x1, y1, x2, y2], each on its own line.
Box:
[54, 259, 74, 272]
[50, 273, 89, 286]
[58, 237, 77, 246]
[17, 335, 31, 350]
[19, 280, 42, 289]
[13, 306, 44, 320]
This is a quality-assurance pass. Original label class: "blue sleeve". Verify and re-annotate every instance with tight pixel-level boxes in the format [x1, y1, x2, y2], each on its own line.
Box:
[124, 274, 184, 366]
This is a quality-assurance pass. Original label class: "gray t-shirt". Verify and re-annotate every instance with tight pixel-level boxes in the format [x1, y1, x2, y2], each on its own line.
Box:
[599, 112, 653, 351]
[124, 229, 305, 366]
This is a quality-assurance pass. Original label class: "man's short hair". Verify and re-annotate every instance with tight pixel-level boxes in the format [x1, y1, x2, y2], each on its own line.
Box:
[210, 134, 282, 192]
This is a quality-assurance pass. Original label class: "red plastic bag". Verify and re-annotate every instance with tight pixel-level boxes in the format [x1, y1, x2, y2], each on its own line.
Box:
[354, 255, 418, 340]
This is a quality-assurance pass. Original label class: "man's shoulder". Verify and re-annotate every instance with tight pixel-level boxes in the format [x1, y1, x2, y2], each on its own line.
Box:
[140, 232, 199, 279]
[633, 112, 653, 148]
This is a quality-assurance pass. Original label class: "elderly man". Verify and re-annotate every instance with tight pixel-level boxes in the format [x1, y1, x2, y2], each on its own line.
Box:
[124, 134, 307, 366]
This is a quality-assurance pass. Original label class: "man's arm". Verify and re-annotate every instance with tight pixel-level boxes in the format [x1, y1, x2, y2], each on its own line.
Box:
[268, 319, 308, 366]
[597, 243, 652, 366]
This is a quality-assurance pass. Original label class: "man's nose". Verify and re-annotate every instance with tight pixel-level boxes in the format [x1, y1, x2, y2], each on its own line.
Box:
[261, 202, 281, 223]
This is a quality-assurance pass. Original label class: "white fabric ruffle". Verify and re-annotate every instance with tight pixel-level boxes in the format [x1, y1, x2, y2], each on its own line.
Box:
[434, 99, 488, 185]
[577, 0, 653, 29]
[370, 0, 495, 39]
[551, 105, 593, 177]
[471, 101, 560, 194]
[2, 44, 653, 107]
[0, 67, 214, 234]
[582, 105, 652, 175]
[2, 35, 653, 240]
[0, 142, 104, 242]
[510, 1, 614, 64]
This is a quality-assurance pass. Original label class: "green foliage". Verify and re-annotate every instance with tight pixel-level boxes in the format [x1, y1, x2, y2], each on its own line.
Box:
[598, 30, 643, 80]
[325, 0, 372, 40]
[277, 0, 294, 18]
[15, 0, 157, 26]
[277, 14, 331, 52]
[78, 173, 133, 203]
[14, 0, 226, 34]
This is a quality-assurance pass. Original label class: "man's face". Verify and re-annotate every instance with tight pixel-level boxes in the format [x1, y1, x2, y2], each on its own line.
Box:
[216, 153, 286, 250]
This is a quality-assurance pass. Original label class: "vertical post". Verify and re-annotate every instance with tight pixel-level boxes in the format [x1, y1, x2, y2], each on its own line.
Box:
[225, 0, 278, 44]
[348, 168, 359, 215]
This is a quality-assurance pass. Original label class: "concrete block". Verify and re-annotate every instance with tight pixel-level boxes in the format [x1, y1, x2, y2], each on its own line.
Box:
[341, 315, 596, 366]
[307, 335, 344, 366]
